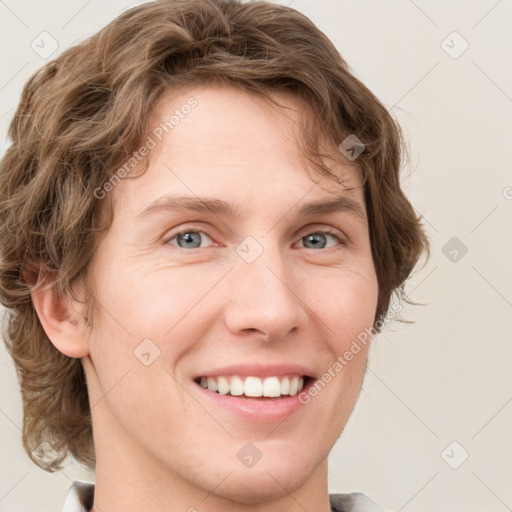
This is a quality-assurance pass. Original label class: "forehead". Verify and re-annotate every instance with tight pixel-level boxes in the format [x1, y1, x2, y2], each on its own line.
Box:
[148, 83, 354, 173]
[114, 84, 365, 218]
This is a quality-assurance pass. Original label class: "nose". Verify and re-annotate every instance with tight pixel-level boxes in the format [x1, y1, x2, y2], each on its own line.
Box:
[223, 241, 309, 342]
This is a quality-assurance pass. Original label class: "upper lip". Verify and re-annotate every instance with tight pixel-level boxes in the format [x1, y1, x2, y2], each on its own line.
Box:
[193, 363, 317, 380]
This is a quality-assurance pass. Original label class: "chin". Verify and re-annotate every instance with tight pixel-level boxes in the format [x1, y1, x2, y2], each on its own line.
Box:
[209, 449, 322, 504]
[209, 467, 312, 505]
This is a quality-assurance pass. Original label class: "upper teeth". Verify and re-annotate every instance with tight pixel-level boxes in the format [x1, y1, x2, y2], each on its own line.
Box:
[198, 375, 305, 397]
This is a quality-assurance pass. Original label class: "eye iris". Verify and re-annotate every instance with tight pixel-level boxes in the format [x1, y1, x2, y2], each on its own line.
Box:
[177, 232, 202, 249]
[304, 233, 327, 249]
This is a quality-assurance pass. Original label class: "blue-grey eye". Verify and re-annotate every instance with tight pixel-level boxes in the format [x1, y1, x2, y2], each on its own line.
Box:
[301, 232, 339, 249]
[302, 233, 327, 249]
[167, 230, 213, 249]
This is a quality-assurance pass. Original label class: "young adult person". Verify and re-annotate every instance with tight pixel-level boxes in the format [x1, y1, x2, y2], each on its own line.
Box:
[0, 1, 429, 510]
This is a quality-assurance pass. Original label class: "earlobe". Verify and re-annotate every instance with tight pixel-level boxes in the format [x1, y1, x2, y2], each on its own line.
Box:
[28, 273, 90, 359]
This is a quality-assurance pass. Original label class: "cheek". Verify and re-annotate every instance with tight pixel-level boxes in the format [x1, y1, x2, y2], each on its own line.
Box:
[90, 257, 212, 340]
[316, 269, 378, 344]
[86, 262, 229, 396]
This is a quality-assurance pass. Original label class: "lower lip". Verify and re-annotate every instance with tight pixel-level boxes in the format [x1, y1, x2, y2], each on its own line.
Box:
[192, 378, 315, 423]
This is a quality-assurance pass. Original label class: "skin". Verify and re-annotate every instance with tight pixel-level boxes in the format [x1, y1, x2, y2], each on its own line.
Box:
[33, 85, 379, 512]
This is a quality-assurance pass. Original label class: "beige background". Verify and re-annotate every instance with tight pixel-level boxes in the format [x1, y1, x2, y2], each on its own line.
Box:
[1, 1, 511, 511]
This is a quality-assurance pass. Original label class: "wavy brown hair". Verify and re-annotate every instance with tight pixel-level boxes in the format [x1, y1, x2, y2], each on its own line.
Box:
[0, 0, 429, 471]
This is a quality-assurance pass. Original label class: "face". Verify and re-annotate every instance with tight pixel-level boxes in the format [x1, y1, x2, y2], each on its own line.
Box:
[81, 84, 379, 504]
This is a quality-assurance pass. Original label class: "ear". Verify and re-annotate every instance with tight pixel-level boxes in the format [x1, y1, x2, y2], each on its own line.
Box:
[27, 270, 90, 359]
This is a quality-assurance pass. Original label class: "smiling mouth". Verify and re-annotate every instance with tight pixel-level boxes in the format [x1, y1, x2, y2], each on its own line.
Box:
[193, 375, 313, 400]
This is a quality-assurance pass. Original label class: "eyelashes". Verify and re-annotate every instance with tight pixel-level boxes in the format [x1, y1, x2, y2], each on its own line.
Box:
[163, 225, 346, 251]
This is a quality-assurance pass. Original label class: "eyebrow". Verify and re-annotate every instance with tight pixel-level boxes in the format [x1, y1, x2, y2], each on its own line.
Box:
[137, 194, 367, 223]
